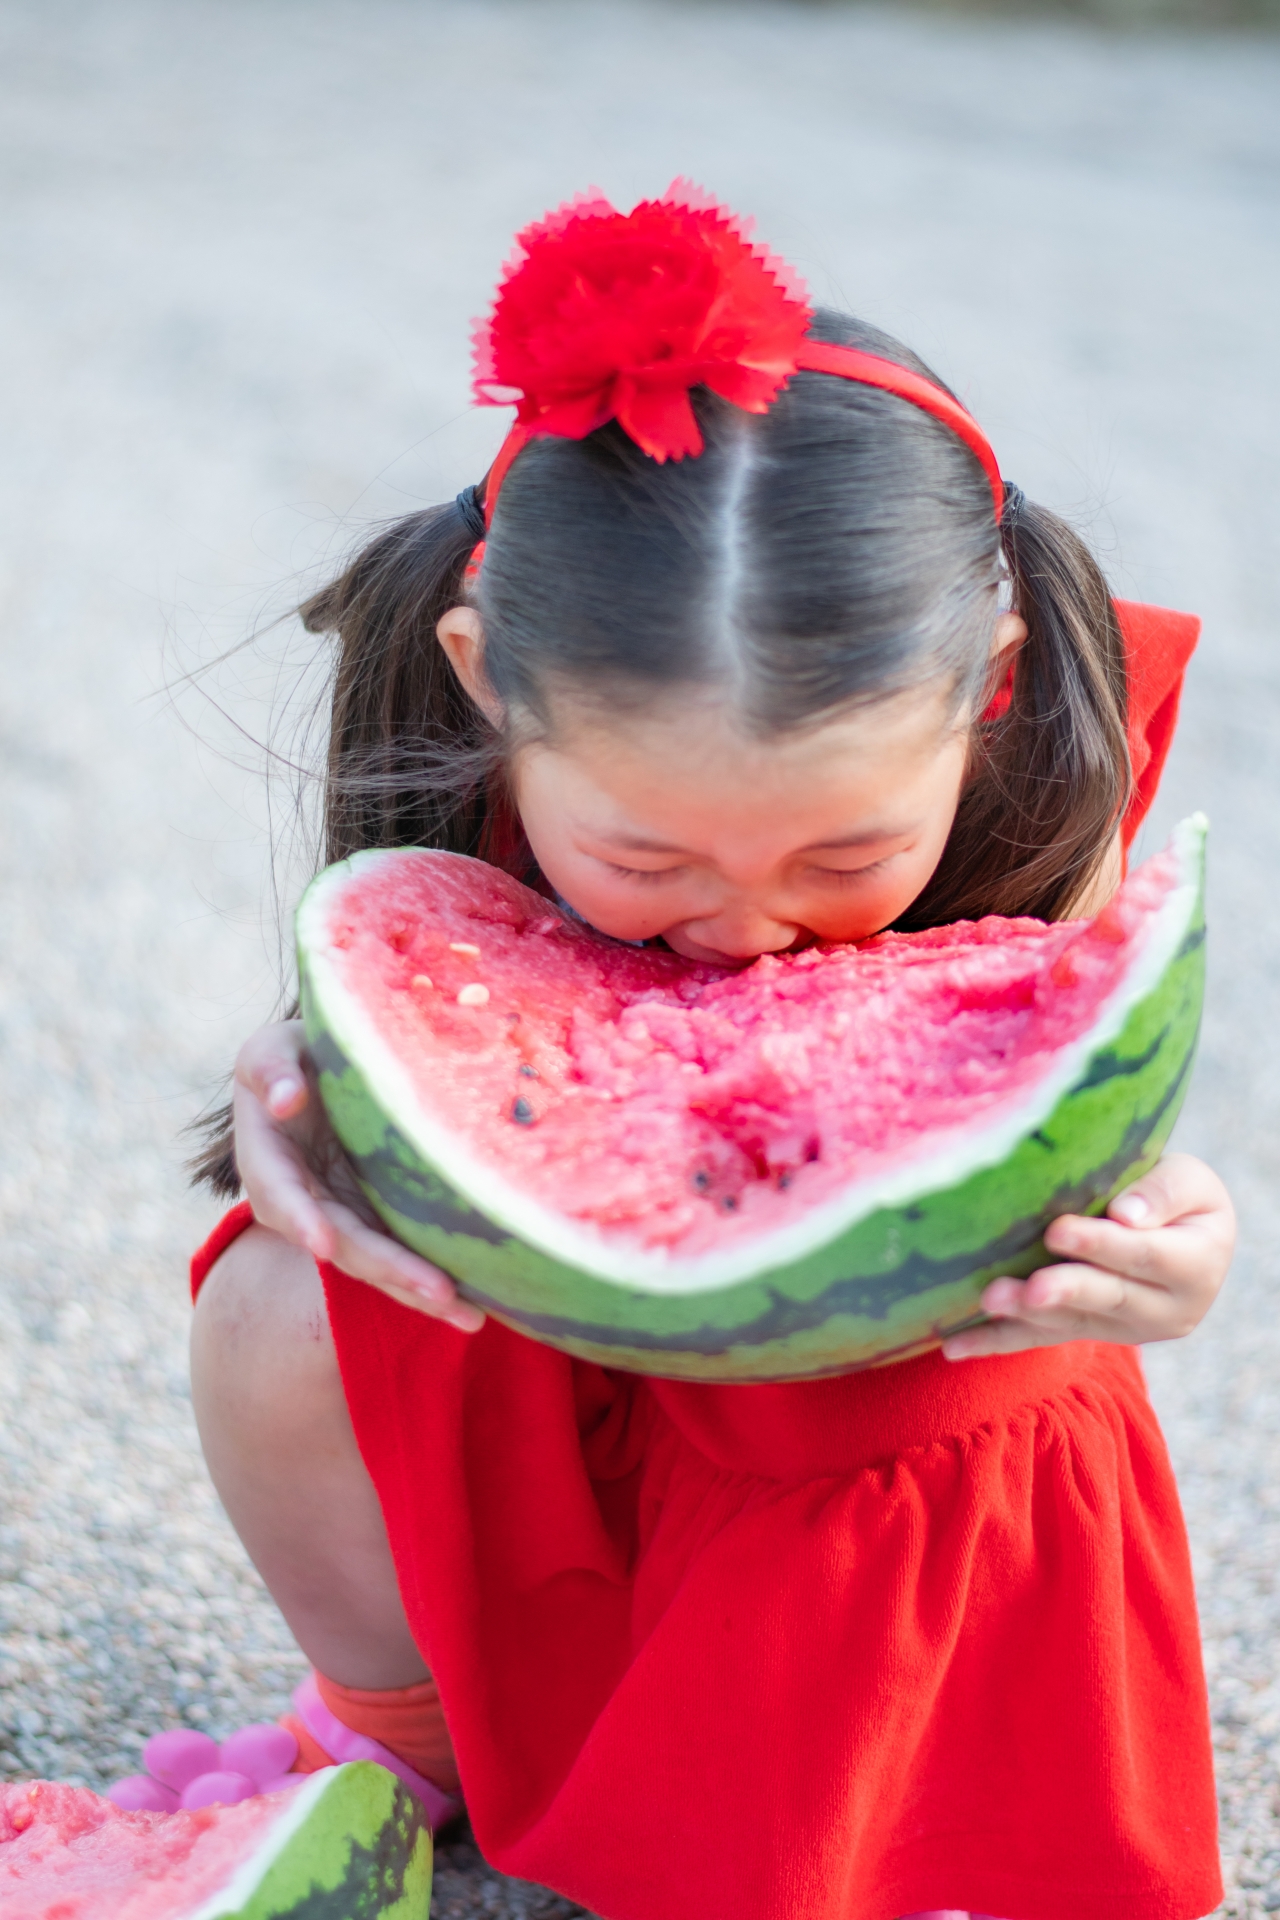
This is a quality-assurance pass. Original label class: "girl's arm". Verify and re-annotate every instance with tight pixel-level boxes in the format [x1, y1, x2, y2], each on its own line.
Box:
[232, 1020, 485, 1332]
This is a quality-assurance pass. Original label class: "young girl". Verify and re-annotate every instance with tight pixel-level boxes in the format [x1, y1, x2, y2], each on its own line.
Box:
[155, 188, 1237, 1918]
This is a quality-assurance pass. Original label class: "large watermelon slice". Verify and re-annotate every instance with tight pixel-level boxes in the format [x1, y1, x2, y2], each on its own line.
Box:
[0, 1763, 431, 1918]
[297, 815, 1206, 1382]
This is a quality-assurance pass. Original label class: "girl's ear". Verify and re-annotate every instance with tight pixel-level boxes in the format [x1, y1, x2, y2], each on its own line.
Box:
[991, 610, 1027, 660]
[437, 607, 505, 727]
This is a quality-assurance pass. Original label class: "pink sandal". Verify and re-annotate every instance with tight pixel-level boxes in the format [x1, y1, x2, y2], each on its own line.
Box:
[107, 1675, 463, 1833]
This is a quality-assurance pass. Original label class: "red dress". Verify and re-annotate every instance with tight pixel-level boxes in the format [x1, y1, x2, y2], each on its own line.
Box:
[193, 602, 1217, 1920]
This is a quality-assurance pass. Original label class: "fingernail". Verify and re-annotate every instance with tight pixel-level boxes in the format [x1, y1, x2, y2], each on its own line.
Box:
[1113, 1193, 1149, 1224]
[267, 1078, 302, 1113]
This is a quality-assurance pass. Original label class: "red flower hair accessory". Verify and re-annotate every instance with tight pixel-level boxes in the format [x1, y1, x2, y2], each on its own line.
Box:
[471, 180, 812, 464]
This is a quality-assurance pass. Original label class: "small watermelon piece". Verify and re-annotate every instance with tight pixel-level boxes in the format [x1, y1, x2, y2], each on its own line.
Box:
[0, 1762, 431, 1918]
[297, 815, 1207, 1382]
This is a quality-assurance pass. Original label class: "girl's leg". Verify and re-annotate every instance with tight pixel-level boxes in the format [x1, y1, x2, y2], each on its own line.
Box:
[189, 1223, 428, 1691]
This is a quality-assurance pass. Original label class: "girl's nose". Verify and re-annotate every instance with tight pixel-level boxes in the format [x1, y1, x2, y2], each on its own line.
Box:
[681, 908, 802, 960]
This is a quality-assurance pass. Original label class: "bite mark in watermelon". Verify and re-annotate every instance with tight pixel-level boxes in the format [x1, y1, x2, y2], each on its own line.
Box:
[0, 1763, 431, 1918]
[297, 815, 1207, 1381]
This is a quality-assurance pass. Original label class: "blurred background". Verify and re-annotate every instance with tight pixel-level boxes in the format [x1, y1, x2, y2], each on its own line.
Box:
[1, 2, 1278, 1914]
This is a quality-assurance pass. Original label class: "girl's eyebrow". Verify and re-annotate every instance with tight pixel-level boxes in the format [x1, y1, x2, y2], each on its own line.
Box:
[803, 823, 920, 852]
[586, 823, 920, 856]
[587, 830, 690, 854]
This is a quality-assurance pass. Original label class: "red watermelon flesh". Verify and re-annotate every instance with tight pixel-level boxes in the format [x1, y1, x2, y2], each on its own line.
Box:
[314, 842, 1180, 1259]
[0, 1780, 287, 1918]
[0, 1763, 430, 1918]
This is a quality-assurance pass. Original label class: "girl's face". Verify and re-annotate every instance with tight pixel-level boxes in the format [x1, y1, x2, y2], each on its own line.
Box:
[513, 688, 968, 962]
[438, 609, 1022, 965]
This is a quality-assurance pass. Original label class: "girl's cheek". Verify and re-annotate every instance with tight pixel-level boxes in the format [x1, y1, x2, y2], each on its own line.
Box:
[542, 858, 691, 943]
[799, 871, 929, 946]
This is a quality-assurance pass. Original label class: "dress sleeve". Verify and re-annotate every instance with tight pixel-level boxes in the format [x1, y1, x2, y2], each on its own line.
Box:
[191, 1199, 255, 1302]
[1114, 599, 1200, 849]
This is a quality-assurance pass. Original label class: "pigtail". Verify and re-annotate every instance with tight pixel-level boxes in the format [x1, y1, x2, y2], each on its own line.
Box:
[307, 497, 508, 866]
[187, 493, 516, 1197]
[897, 489, 1131, 931]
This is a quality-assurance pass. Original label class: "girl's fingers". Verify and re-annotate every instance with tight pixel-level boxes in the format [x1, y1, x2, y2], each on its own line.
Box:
[1046, 1153, 1235, 1266]
[943, 1204, 1235, 1358]
[1041, 1212, 1220, 1291]
[229, 1017, 484, 1331]
[232, 1090, 334, 1258]
[941, 1263, 1153, 1358]
[1104, 1151, 1233, 1231]
[234, 1020, 312, 1121]
[236, 1091, 483, 1330]
[1043, 1183, 1234, 1322]
[941, 1314, 1060, 1360]
[310, 1200, 485, 1333]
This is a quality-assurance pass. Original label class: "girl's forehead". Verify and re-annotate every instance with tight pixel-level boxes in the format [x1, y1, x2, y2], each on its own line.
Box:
[546, 679, 958, 773]
[518, 682, 965, 849]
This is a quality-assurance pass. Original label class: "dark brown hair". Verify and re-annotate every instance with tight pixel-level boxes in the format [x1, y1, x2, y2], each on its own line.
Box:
[191, 308, 1129, 1194]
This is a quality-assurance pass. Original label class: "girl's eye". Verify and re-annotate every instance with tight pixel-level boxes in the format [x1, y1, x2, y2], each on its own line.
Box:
[810, 859, 891, 886]
[607, 863, 684, 884]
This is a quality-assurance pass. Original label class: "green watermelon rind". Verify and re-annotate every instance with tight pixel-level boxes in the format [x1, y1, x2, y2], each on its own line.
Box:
[297, 817, 1206, 1383]
[188, 1762, 431, 1920]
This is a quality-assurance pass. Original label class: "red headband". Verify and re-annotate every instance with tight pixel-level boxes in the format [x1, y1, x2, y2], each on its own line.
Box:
[467, 181, 1003, 570]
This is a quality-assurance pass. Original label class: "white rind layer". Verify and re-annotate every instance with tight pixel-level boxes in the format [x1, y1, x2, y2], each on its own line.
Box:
[298, 815, 1206, 1300]
[187, 1765, 339, 1920]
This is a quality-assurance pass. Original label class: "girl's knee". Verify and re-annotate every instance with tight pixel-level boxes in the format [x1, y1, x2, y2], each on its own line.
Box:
[192, 1224, 337, 1411]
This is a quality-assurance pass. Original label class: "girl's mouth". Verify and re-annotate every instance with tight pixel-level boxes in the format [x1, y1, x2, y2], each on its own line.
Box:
[658, 929, 819, 967]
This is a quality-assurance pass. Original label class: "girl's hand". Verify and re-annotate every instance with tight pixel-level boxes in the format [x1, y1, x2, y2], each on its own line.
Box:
[941, 1152, 1234, 1360]
[232, 1020, 485, 1332]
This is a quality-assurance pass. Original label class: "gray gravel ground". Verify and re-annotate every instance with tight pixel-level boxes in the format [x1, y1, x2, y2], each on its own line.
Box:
[1, 3, 1278, 1914]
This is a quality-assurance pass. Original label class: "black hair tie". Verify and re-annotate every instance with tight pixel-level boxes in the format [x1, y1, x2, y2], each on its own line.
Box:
[1001, 481, 1025, 520]
[455, 484, 487, 542]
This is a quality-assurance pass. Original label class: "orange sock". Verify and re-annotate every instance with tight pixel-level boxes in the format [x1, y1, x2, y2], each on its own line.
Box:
[280, 1673, 461, 1795]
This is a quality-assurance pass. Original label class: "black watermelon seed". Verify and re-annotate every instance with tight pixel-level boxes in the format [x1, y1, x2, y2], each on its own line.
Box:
[777, 1171, 793, 1190]
[721, 1194, 739, 1211]
[692, 1169, 711, 1192]
[519, 1063, 539, 1078]
[511, 1097, 535, 1125]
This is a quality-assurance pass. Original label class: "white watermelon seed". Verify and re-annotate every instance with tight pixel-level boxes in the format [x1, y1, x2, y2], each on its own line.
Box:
[410, 974, 434, 992]
[449, 941, 481, 956]
[457, 982, 490, 1007]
